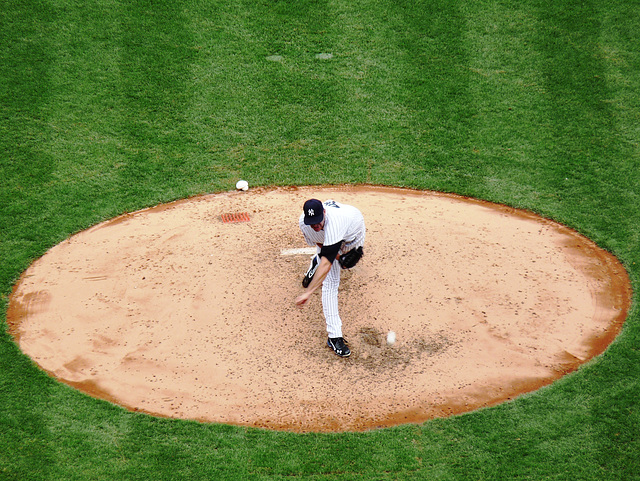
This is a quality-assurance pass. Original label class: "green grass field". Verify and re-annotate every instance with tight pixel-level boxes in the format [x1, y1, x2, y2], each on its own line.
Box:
[2, 0, 640, 479]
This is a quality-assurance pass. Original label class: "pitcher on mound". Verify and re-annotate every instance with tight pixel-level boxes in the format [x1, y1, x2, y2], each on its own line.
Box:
[295, 198, 366, 357]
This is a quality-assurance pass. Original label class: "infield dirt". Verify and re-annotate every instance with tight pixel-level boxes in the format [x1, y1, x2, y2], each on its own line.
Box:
[7, 185, 631, 432]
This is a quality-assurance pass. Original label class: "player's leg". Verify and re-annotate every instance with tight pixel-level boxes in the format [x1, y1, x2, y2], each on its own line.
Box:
[323, 262, 350, 358]
[322, 260, 342, 338]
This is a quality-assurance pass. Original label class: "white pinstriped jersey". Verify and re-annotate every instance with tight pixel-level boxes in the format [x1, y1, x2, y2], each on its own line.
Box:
[298, 200, 366, 338]
[298, 200, 365, 253]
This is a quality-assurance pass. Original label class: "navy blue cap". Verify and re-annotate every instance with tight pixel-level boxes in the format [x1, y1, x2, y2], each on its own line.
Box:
[303, 199, 324, 225]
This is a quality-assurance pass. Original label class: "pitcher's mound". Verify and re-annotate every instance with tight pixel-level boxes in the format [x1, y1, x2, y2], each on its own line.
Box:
[7, 186, 631, 432]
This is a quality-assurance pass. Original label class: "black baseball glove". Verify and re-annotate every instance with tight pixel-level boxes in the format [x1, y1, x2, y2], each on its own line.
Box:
[338, 246, 363, 269]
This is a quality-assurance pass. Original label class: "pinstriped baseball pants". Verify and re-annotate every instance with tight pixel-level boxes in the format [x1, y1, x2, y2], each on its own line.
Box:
[322, 260, 343, 338]
[321, 228, 366, 338]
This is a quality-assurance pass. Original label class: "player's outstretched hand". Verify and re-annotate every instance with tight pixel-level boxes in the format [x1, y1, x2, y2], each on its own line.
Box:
[295, 292, 311, 307]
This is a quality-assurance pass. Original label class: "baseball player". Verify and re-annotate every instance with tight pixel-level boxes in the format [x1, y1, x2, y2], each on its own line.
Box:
[295, 198, 366, 357]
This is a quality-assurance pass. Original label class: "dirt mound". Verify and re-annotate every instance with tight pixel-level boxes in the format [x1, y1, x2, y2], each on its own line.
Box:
[7, 186, 631, 432]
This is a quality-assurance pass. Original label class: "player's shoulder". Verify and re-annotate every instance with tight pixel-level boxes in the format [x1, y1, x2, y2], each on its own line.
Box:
[324, 199, 352, 211]
[324, 200, 361, 217]
[299, 213, 312, 231]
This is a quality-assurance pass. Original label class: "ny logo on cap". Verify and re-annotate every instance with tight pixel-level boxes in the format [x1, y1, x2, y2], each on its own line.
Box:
[308, 209, 315, 216]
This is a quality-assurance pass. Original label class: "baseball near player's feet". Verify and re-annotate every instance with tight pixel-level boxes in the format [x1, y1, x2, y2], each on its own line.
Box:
[302, 255, 319, 288]
[327, 337, 351, 357]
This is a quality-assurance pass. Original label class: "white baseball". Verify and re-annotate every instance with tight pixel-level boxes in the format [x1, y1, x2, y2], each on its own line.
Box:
[236, 180, 249, 191]
[386, 331, 396, 345]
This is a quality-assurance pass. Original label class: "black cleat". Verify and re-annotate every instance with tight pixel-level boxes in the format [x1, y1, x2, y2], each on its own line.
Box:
[302, 255, 319, 288]
[327, 337, 351, 357]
